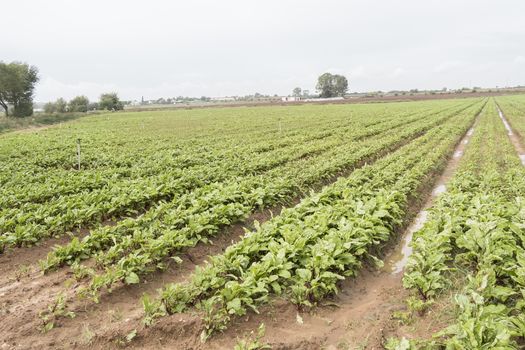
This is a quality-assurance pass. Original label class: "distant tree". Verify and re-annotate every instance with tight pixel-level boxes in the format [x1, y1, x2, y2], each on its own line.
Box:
[0, 61, 39, 117]
[334, 76, 348, 96]
[88, 102, 99, 111]
[292, 87, 302, 97]
[316, 73, 332, 97]
[316, 73, 348, 98]
[68, 95, 89, 112]
[55, 98, 67, 113]
[44, 102, 56, 114]
[99, 92, 123, 111]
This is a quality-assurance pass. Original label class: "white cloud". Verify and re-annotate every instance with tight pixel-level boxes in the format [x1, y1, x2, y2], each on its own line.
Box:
[348, 66, 366, 78]
[433, 61, 465, 73]
[3, 0, 524, 100]
[514, 56, 525, 64]
[389, 67, 405, 78]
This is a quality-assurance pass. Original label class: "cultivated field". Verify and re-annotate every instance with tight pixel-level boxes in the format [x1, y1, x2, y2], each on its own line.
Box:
[1, 96, 525, 349]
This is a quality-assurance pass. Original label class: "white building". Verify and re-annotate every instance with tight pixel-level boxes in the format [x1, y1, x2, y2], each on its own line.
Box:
[304, 97, 344, 102]
[210, 96, 236, 102]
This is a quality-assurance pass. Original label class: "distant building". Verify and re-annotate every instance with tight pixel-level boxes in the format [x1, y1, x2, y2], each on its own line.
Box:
[210, 97, 236, 102]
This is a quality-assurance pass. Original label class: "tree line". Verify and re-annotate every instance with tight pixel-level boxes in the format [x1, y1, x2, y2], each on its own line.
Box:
[1, 60, 351, 118]
[0, 61, 124, 118]
[44, 93, 123, 114]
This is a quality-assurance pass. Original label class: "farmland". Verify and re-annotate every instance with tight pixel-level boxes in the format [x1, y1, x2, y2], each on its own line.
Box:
[1, 96, 525, 349]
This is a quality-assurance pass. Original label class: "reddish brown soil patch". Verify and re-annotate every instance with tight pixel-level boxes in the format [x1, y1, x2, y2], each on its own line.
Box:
[0, 207, 286, 350]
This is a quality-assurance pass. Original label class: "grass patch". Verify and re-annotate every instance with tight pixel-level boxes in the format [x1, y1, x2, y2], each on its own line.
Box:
[0, 112, 90, 134]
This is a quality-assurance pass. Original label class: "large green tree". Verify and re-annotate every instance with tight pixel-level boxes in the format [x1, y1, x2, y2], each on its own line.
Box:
[68, 95, 90, 112]
[316, 73, 348, 98]
[99, 92, 123, 111]
[0, 62, 39, 117]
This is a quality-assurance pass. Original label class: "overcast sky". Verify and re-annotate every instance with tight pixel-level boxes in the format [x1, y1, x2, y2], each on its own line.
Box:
[3, 0, 525, 101]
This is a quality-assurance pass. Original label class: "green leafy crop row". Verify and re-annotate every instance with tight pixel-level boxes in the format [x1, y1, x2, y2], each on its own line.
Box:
[1, 101, 474, 251]
[141, 102, 482, 339]
[39, 102, 484, 307]
[400, 99, 525, 348]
